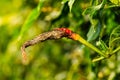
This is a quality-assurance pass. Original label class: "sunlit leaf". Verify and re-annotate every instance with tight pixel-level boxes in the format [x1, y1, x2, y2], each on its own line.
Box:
[68, 0, 75, 12]
[110, 0, 120, 5]
[18, 0, 44, 41]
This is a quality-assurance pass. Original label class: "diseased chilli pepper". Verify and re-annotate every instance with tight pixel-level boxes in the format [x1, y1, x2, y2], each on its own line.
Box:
[21, 28, 75, 64]
[21, 27, 105, 64]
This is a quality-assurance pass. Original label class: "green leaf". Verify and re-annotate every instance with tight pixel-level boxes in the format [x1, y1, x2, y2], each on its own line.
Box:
[18, 0, 44, 41]
[68, 0, 75, 12]
[83, 0, 106, 42]
[82, 0, 106, 18]
[109, 25, 120, 50]
[87, 20, 101, 42]
[110, 0, 120, 5]
[83, 4, 101, 17]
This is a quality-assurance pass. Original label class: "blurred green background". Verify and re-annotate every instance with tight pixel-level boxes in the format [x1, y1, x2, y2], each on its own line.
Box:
[0, 0, 120, 80]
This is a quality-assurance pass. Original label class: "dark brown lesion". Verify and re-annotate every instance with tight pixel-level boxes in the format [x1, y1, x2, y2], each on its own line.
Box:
[21, 29, 74, 62]
[21, 29, 69, 49]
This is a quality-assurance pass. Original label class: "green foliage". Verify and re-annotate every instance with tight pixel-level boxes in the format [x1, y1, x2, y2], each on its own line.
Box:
[18, 0, 44, 41]
[109, 26, 120, 54]
[110, 0, 120, 5]
[83, 0, 106, 41]
[1, 0, 120, 80]
[68, 0, 75, 12]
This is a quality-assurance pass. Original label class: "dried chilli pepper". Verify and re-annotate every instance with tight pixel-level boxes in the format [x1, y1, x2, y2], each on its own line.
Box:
[21, 28, 77, 62]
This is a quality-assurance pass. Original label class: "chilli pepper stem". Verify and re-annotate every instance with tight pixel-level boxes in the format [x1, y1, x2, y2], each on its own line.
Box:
[73, 33, 106, 57]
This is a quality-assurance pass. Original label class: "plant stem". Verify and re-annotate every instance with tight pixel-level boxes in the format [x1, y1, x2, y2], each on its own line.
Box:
[92, 46, 120, 62]
[75, 34, 106, 57]
[92, 56, 105, 62]
[112, 46, 120, 55]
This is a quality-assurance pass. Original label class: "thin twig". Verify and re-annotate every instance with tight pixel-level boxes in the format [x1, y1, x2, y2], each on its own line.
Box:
[92, 56, 105, 62]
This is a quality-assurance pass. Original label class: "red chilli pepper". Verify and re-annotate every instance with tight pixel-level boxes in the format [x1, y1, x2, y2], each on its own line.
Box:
[55, 28, 72, 36]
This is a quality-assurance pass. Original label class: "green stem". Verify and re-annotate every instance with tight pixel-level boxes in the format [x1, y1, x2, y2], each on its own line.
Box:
[92, 45, 120, 62]
[112, 46, 120, 55]
[92, 56, 105, 62]
[77, 35, 106, 57]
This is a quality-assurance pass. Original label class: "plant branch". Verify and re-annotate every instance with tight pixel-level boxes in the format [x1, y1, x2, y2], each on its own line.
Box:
[111, 46, 120, 55]
[72, 33, 106, 57]
[92, 56, 105, 62]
